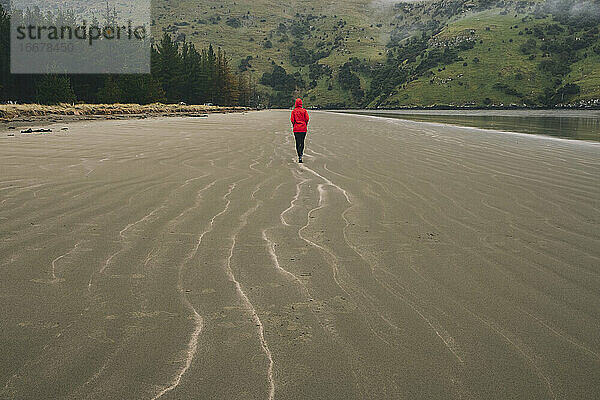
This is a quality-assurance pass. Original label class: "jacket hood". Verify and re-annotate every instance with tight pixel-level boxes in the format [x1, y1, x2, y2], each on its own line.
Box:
[295, 98, 303, 108]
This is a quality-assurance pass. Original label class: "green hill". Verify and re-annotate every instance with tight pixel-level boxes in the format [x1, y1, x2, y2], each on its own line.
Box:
[151, 0, 393, 105]
[154, 0, 600, 108]
[373, 7, 600, 108]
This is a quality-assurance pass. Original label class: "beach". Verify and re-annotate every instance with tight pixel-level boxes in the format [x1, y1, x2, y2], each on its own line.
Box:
[1, 110, 599, 399]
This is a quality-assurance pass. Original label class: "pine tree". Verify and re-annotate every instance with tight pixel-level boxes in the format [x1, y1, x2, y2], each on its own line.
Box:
[119, 74, 166, 104]
[0, 3, 10, 101]
[181, 42, 205, 104]
[97, 76, 123, 103]
[153, 33, 183, 102]
[35, 75, 77, 105]
[205, 44, 217, 103]
[0, 12, 252, 107]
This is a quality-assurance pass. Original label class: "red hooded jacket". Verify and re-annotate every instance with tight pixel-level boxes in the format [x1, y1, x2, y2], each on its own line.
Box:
[291, 98, 309, 133]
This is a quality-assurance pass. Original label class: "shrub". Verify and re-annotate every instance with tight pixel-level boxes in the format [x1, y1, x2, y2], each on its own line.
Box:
[493, 82, 523, 98]
[520, 38, 537, 54]
[260, 65, 297, 92]
[538, 59, 571, 76]
[226, 17, 241, 28]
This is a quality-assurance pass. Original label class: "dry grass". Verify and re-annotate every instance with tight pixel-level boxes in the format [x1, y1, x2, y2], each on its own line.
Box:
[0, 103, 249, 120]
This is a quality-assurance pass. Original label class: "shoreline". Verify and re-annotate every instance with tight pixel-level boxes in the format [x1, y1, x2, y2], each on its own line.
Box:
[328, 110, 600, 146]
[0, 103, 252, 131]
[329, 109, 600, 142]
[314, 104, 600, 111]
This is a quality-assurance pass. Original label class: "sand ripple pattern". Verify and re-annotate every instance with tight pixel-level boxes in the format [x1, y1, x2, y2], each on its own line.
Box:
[1, 112, 599, 399]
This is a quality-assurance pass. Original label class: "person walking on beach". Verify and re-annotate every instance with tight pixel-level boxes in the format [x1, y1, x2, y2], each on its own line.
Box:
[291, 98, 309, 163]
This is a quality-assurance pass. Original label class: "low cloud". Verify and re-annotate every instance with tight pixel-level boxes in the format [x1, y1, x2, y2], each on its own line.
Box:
[545, 0, 600, 15]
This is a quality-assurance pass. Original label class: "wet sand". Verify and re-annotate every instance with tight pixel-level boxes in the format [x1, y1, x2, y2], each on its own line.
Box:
[1, 111, 599, 399]
[338, 109, 600, 142]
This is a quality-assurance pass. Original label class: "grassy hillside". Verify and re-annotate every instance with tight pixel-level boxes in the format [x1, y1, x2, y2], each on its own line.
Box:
[565, 54, 600, 102]
[152, 0, 600, 108]
[376, 7, 600, 108]
[151, 0, 503, 105]
[152, 0, 391, 75]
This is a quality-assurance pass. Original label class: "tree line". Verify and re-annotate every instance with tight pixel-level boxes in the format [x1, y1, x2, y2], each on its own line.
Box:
[0, 4, 257, 106]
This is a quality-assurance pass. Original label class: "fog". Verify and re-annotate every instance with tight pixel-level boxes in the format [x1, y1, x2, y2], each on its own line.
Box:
[545, 0, 600, 16]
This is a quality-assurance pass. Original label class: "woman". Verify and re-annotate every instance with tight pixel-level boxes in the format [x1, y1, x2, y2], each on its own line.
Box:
[290, 98, 309, 163]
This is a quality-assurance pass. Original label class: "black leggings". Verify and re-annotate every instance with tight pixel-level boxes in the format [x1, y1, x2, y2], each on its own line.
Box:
[294, 132, 306, 157]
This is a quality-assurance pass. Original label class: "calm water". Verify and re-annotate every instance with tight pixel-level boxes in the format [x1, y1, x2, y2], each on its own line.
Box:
[338, 110, 600, 142]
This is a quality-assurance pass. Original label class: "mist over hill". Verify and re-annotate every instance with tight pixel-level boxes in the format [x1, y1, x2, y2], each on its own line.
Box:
[150, 0, 599, 108]
[1, 0, 599, 108]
